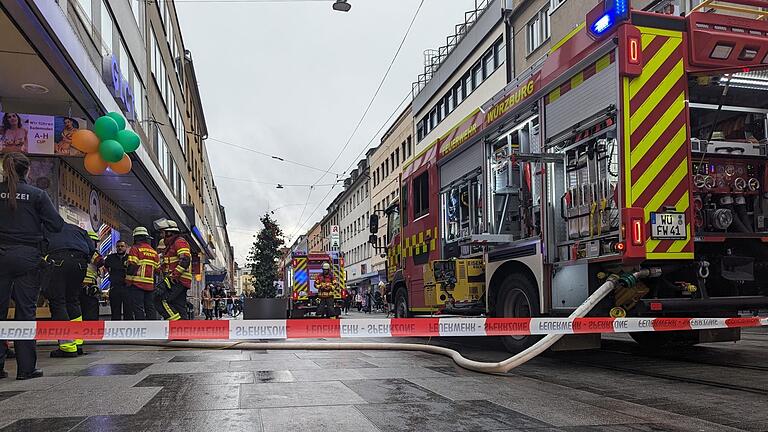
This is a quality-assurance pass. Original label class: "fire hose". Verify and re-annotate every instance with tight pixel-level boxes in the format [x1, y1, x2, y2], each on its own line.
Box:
[33, 268, 663, 375]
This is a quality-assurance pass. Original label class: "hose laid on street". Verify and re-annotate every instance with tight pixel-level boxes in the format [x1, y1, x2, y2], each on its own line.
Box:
[72, 269, 661, 375]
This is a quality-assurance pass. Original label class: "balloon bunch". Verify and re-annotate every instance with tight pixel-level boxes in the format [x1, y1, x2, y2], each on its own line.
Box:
[71, 112, 141, 175]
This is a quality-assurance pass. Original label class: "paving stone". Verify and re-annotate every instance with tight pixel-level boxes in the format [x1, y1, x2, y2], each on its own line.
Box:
[355, 367, 448, 380]
[76, 363, 152, 376]
[135, 371, 256, 387]
[0, 416, 86, 432]
[356, 400, 550, 432]
[361, 356, 452, 368]
[293, 351, 372, 359]
[311, 358, 378, 369]
[169, 353, 250, 362]
[70, 410, 262, 432]
[0, 391, 23, 403]
[139, 361, 230, 375]
[141, 383, 241, 412]
[343, 379, 450, 404]
[230, 359, 321, 371]
[240, 381, 367, 408]
[260, 406, 379, 432]
[0, 376, 75, 392]
[0, 385, 160, 418]
[289, 368, 365, 382]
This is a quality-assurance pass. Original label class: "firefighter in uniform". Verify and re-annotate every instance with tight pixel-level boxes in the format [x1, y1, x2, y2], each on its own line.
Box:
[44, 224, 97, 357]
[125, 227, 160, 320]
[0, 152, 64, 379]
[155, 221, 193, 320]
[315, 262, 336, 318]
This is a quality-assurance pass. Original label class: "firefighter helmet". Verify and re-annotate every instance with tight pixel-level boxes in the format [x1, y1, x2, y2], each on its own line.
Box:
[132, 226, 150, 237]
[322, 262, 331, 271]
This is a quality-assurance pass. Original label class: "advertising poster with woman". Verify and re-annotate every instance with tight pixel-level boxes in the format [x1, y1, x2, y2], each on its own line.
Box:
[0, 112, 87, 156]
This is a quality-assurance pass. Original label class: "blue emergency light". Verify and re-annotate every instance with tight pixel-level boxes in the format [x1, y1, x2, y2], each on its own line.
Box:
[590, 0, 629, 37]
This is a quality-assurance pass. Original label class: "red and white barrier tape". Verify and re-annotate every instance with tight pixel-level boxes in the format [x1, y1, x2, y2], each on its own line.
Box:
[0, 317, 765, 341]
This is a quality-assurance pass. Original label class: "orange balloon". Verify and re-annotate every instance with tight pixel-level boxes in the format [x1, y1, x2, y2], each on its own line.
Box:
[84, 152, 108, 175]
[109, 154, 132, 175]
[71, 130, 100, 153]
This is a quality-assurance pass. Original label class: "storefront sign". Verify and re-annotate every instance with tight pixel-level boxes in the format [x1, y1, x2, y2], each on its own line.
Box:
[439, 110, 483, 158]
[0, 112, 87, 156]
[89, 189, 101, 232]
[330, 225, 340, 248]
[102, 56, 135, 121]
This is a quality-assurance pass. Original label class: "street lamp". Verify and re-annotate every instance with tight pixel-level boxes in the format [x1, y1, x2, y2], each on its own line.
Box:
[333, 0, 351, 12]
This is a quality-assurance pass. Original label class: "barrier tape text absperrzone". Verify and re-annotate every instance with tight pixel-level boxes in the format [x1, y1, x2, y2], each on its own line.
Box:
[0, 317, 765, 341]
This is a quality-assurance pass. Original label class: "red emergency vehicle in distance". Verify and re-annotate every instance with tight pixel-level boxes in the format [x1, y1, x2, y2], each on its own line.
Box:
[288, 251, 347, 318]
[372, 0, 768, 353]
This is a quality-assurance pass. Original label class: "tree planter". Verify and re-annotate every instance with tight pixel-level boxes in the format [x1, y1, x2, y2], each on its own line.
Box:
[243, 297, 288, 320]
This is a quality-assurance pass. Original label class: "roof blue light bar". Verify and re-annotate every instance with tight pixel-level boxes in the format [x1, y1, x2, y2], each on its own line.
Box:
[589, 0, 629, 37]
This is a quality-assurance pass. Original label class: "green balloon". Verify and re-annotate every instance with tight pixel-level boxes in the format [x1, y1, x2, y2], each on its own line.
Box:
[99, 139, 125, 163]
[93, 116, 119, 141]
[116, 129, 141, 153]
[107, 112, 126, 131]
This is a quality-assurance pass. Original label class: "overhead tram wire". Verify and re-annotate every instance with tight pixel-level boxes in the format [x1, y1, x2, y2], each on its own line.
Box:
[216, 175, 339, 187]
[208, 137, 342, 176]
[289, 91, 411, 241]
[289, 0, 426, 240]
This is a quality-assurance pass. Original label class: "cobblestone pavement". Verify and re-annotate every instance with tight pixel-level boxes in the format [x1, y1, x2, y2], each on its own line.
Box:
[0, 313, 765, 432]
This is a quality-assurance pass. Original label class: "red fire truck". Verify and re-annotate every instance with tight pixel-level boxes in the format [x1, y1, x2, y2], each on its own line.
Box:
[288, 251, 347, 318]
[371, 0, 768, 352]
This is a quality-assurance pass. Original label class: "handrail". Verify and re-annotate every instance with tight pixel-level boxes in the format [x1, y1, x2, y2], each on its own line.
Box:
[689, 0, 768, 19]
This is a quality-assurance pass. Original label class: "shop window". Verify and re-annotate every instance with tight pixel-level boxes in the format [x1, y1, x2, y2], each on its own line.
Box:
[100, 0, 113, 55]
[442, 175, 482, 243]
[413, 172, 430, 219]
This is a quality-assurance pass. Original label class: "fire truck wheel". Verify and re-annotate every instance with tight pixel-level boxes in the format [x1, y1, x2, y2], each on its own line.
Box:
[290, 309, 305, 319]
[394, 288, 411, 318]
[630, 330, 699, 349]
[497, 274, 541, 353]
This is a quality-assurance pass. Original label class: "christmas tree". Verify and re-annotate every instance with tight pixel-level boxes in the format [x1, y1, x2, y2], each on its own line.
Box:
[247, 213, 284, 298]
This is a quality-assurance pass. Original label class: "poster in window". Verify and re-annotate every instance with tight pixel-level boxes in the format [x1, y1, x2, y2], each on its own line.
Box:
[0, 112, 88, 156]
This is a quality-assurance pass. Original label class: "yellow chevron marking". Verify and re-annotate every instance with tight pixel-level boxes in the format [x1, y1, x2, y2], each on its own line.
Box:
[629, 37, 681, 99]
[630, 93, 685, 163]
[641, 33, 656, 49]
[668, 223, 692, 253]
[640, 158, 689, 213]
[631, 125, 687, 197]
[571, 72, 584, 89]
[548, 87, 561, 104]
[629, 60, 684, 128]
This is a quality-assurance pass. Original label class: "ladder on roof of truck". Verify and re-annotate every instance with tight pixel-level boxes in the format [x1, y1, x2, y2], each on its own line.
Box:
[690, 0, 768, 19]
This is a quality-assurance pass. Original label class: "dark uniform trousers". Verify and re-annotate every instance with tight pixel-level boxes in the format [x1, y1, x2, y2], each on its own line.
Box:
[154, 279, 188, 320]
[43, 250, 87, 323]
[109, 285, 133, 321]
[79, 290, 100, 321]
[0, 245, 43, 374]
[127, 286, 156, 320]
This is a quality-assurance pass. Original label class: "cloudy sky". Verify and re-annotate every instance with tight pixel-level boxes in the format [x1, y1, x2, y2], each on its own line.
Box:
[176, 0, 476, 264]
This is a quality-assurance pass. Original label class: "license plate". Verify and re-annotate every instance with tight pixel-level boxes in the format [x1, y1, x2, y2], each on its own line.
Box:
[650, 212, 686, 240]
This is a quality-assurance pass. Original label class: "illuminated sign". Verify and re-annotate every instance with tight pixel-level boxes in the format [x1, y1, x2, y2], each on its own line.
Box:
[102, 56, 135, 121]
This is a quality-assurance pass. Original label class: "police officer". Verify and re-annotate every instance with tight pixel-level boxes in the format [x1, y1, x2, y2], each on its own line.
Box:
[0, 152, 64, 379]
[44, 223, 95, 357]
[125, 227, 160, 320]
[314, 262, 336, 318]
[155, 221, 193, 320]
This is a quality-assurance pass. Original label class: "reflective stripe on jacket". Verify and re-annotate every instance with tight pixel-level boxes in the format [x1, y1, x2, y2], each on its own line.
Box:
[162, 236, 193, 288]
[126, 242, 160, 291]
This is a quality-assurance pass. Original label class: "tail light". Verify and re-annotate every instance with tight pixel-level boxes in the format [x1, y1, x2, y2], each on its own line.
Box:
[292, 291, 298, 301]
[621, 207, 646, 261]
[341, 289, 348, 298]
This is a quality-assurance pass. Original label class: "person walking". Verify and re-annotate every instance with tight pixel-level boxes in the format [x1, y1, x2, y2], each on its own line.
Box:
[124, 227, 160, 320]
[226, 290, 234, 317]
[104, 240, 130, 320]
[0, 152, 64, 379]
[314, 262, 336, 318]
[343, 290, 351, 315]
[354, 291, 362, 312]
[154, 221, 192, 320]
[201, 285, 214, 320]
[213, 285, 225, 319]
[44, 223, 96, 357]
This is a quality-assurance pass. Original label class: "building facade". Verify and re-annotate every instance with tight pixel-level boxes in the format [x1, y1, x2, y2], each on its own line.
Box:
[336, 159, 375, 291]
[369, 104, 413, 275]
[306, 222, 323, 253]
[0, 1, 232, 313]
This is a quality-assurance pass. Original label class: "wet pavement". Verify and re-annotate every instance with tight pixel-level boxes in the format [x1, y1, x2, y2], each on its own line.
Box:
[0, 312, 765, 431]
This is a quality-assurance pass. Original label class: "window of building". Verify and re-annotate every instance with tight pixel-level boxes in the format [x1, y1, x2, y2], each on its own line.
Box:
[132, 71, 144, 124]
[550, 0, 567, 11]
[472, 64, 483, 89]
[129, 0, 144, 35]
[413, 172, 429, 219]
[100, 1, 113, 55]
[436, 100, 444, 122]
[119, 40, 130, 80]
[483, 50, 494, 79]
[395, 148, 400, 167]
[495, 40, 507, 69]
[407, 136, 412, 157]
[527, 6, 550, 54]
[75, 0, 92, 22]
